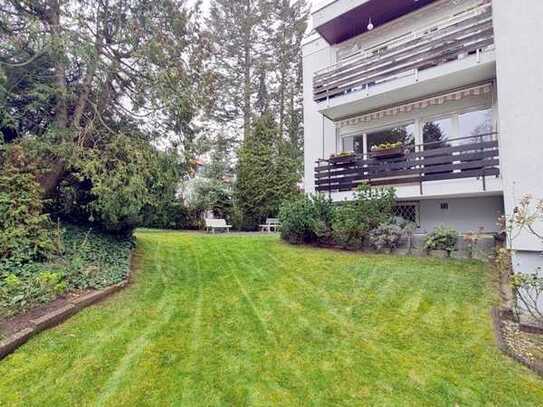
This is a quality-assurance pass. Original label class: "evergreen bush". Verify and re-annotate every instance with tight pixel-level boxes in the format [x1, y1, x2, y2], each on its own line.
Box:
[423, 226, 459, 253]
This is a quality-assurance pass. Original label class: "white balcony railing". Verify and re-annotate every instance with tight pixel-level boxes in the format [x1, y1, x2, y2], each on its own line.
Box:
[313, 2, 494, 102]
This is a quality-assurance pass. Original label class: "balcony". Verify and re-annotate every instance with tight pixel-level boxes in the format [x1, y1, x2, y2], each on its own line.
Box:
[313, 2, 494, 104]
[315, 133, 500, 194]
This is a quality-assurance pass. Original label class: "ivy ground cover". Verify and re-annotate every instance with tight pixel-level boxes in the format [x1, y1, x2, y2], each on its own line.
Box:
[1, 231, 542, 405]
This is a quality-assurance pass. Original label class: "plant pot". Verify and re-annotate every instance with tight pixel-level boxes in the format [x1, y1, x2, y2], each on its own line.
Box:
[329, 154, 356, 164]
[429, 249, 449, 258]
[369, 147, 404, 159]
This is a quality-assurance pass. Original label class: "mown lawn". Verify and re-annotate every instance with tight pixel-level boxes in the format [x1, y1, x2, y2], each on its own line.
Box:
[1, 231, 542, 406]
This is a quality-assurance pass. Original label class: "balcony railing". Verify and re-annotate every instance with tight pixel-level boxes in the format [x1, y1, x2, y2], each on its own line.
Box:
[313, 2, 494, 103]
[315, 133, 500, 194]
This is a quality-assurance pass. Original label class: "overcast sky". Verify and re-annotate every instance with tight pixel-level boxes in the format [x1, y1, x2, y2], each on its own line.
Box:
[197, 0, 323, 14]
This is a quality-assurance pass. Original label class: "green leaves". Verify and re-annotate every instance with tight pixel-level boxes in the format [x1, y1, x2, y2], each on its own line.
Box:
[0, 146, 54, 264]
[236, 113, 300, 229]
[423, 226, 459, 252]
[280, 184, 397, 248]
[0, 225, 132, 317]
[58, 133, 182, 234]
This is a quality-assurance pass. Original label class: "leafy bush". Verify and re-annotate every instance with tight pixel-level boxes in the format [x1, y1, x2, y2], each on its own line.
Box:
[0, 224, 132, 317]
[353, 183, 396, 231]
[56, 134, 182, 235]
[368, 224, 404, 252]
[278, 194, 334, 244]
[424, 226, 459, 253]
[331, 184, 396, 248]
[279, 196, 318, 244]
[331, 204, 364, 248]
[280, 184, 396, 248]
[185, 178, 233, 223]
[142, 200, 187, 230]
[311, 193, 335, 242]
[0, 145, 55, 264]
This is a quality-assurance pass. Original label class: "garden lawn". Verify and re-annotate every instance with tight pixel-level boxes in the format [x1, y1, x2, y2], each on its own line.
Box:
[1, 231, 542, 406]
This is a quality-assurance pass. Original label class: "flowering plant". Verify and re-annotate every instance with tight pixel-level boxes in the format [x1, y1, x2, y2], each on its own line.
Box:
[370, 141, 403, 152]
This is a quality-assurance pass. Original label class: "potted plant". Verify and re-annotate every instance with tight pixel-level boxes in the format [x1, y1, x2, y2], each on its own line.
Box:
[423, 226, 459, 258]
[369, 141, 404, 159]
[329, 151, 356, 163]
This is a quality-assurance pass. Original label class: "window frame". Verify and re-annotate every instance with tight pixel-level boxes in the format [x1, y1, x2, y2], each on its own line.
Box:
[393, 201, 421, 227]
[339, 119, 417, 155]
[338, 104, 495, 155]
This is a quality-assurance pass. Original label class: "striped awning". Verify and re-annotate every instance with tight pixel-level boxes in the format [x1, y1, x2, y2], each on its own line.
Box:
[337, 82, 493, 129]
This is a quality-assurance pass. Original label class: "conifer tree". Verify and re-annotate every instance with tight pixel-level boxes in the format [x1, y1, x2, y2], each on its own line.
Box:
[235, 113, 299, 229]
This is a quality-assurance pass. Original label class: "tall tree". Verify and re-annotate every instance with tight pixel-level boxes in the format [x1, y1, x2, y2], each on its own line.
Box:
[207, 0, 267, 140]
[269, 0, 309, 171]
[1, 0, 212, 232]
[235, 113, 299, 229]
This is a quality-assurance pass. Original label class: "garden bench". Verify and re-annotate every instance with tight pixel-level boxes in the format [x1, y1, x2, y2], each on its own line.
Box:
[205, 218, 232, 233]
[259, 218, 281, 232]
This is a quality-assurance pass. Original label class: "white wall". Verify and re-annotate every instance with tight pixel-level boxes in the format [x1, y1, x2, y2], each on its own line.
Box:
[493, 0, 543, 253]
[303, 36, 335, 194]
[417, 196, 504, 234]
[304, 0, 497, 195]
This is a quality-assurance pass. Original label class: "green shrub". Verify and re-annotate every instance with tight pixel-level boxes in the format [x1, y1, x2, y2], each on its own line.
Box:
[331, 184, 396, 248]
[332, 203, 365, 248]
[279, 194, 334, 244]
[368, 224, 404, 252]
[353, 183, 396, 231]
[424, 226, 459, 253]
[311, 194, 335, 242]
[56, 134, 182, 235]
[0, 145, 55, 264]
[0, 266, 66, 313]
[279, 196, 317, 244]
[279, 184, 396, 248]
[0, 224, 132, 317]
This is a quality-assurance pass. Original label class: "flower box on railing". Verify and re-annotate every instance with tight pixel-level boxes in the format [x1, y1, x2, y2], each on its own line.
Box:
[329, 152, 356, 164]
[369, 143, 405, 159]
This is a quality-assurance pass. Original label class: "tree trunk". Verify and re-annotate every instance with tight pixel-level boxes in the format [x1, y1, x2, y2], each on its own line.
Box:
[242, 0, 252, 141]
[48, 0, 68, 129]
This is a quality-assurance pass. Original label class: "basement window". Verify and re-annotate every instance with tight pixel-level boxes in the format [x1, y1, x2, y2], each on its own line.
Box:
[393, 202, 419, 226]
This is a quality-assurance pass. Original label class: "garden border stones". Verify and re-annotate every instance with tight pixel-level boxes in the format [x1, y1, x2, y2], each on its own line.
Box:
[492, 307, 543, 378]
[0, 252, 134, 361]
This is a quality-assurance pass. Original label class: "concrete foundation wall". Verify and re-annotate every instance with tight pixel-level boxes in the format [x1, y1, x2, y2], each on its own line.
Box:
[417, 196, 504, 234]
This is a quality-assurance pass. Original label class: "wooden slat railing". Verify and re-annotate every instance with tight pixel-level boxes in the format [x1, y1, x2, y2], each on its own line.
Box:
[314, 2, 494, 102]
[314, 133, 500, 193]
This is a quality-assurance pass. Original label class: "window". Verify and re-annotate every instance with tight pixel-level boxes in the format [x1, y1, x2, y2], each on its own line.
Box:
[459, 108, 493, 141]
[343, 136, 354, 152]
[422, 117, 453, 149]
[342, 135, 364, 154]
[340, 107, 493, 156]
[367, 123, 415, 150]
[393, 203, 419, 225]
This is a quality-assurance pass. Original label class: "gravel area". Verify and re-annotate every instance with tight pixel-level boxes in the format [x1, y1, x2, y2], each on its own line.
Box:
[502, 318, 543, 366]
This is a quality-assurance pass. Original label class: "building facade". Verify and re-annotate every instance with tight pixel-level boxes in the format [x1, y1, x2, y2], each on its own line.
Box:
[303, 0, 543, 270]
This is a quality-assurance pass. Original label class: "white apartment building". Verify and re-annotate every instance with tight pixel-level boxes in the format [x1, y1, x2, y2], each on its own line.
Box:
[303, 0, 543, 272]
